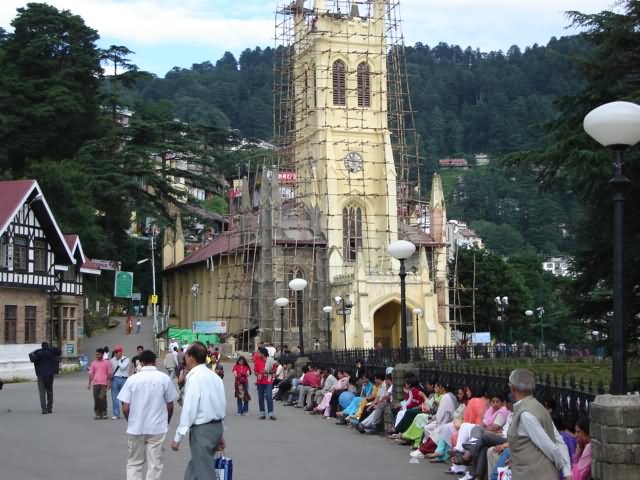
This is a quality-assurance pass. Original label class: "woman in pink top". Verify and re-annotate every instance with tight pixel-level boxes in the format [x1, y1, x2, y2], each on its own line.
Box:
[572, 416, 592, 480]
[463, 388, 489, 425]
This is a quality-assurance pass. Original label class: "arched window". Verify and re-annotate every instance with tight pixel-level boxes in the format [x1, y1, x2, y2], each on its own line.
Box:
[287, 269, 304, 329]
[357, 62, 370, 107]
[343, 206, 363, 261]
[332, 60, 346, 106]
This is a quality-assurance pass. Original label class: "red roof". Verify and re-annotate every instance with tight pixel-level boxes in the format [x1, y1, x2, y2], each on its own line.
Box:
[167, 229, 246, 271]
[439, 158, 468, 167]
[0, 180, 36, 234]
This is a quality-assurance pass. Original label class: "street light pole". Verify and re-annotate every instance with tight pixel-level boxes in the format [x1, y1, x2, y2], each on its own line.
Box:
[150, 235, 157, 335]
[322, 305, 333, 350]
[275, 297, 289, 355]
[288, 278, 307, 355]
[495, 296, 508, 343]
[388, 240, 416, 363]
[584, 101, 640, 394]
[412, 308, 422, 348]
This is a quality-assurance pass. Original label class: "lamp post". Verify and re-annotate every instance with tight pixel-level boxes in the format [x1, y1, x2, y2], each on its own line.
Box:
[274, 297, 289, 355]
[494, 296, 508, 343]
[288, 278, 307, 355]
[584, 100, 640, 394]
[322, 305, 333, 350]
[136, 235, 158, 335]
[388, 240, 416, 363]
[334, 296, 352, 349]
[191, 283, 199, 334]
[412, 308, 422, 348]
[525, 307, 545, 346]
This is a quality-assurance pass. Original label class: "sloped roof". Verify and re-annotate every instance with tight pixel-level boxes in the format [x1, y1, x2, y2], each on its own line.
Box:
[0, 180, 75, 264]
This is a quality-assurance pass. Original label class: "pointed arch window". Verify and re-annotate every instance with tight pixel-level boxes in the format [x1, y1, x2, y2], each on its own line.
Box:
[357, 62, 371, 107]
[287, 269, 304, 329]
[343, 206, 363, 261]
[332, 60, 346, 106]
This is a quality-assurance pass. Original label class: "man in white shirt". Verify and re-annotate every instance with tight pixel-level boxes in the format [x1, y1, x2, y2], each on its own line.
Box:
[171, 342, 226, 480]
[117, 350, 178, 480]
[110, 344, 130, 420]
[265, 343, 276, 358]
[168, 338, 179, 352]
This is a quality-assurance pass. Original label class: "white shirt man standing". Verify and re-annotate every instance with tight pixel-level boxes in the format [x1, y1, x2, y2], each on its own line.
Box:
[117, 350, 178, 480]
[171, 342, 226, 480]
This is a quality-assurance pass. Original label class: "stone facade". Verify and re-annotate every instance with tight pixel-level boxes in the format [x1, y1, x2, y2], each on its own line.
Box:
[0, 288, 48, 344]
[590, 393, 640, 479]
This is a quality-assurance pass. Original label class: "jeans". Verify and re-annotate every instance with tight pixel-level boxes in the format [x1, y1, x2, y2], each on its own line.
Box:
[37, 375, 54, 412]
[111, 376, 127, 417]
[236, 398, 249, 414]
[257, 383, 274, 417]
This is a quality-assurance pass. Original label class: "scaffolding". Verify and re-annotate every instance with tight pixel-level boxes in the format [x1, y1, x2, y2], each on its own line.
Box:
[163, 1, 448, 351]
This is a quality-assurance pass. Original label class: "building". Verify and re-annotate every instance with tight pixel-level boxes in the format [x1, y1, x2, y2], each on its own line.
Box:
[447, 220, 484, 259]
[542, 256, 572, 277]
[439, 158, 469, 169]
[162, 0, 451, 350]
[0, 180, 99, 378]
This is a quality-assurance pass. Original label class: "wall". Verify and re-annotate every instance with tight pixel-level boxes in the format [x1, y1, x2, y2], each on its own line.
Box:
[0, 343, 39, 380]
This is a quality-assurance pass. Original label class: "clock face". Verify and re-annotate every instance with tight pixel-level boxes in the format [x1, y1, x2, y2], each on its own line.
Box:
[344, 152, 363, 173]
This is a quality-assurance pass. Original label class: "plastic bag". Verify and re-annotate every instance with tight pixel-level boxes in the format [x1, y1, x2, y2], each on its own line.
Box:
[497, 466, 512, 480]
[214, 454, 233, 480]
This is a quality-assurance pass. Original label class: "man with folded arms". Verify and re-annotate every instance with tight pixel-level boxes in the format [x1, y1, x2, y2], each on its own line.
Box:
[117, 350, 177, 480]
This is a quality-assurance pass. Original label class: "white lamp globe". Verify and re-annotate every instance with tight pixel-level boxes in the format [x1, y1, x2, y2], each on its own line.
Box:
[334, 296, 342, 305]
[412, 308, 422, 316]
[525, 310, 534, 317]
[275, 297, 289, 308]
[387, 240, 416, 260]
[584, 101, 640, 147]
[289, 278, 308, 291]
[322, 305, 333, 313]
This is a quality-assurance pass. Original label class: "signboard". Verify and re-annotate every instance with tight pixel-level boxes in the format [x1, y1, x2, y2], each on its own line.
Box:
[131, 292, 142, 301]
[91, 259, 119, 271]
[336, 308, 352, 316]
[471, 332, 492, 344]
[65, 343, 75, 355]
[192, 321, 227, 334]
[151, 294, 158, 305]
[114, 271, 134, 298]
[277, 171, 297, 184]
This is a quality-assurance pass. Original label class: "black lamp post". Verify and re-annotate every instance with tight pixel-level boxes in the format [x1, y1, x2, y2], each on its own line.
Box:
[334, 296, 352, 349]
[275, 297, 289, 355]
[412, 308, 422, 348]
[322, 305, 333, 350]
[388, 240, 416, 363]
[289, 278, 307, 355]
[494, 296, 508, 343]
[584, 100, 640, 395]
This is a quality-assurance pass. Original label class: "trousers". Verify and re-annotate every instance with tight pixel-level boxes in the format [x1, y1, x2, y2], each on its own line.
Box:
[93, 384, 108, 416]
[185, 421, 223, 480]
[37, 375, 54, 412]
[257, 383, 274, 416]
[127, 433, 165, 480]
[111, 376, 127, 417]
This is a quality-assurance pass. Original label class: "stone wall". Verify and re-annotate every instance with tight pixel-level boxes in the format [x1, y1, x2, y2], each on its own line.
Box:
[591, 393, 640, 479]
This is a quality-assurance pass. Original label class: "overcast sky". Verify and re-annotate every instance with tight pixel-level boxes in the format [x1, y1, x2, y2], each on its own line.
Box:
[0, 0, 618, 76]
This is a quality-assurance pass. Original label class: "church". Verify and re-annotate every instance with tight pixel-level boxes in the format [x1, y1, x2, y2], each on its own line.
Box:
[162, 0, 451, 351]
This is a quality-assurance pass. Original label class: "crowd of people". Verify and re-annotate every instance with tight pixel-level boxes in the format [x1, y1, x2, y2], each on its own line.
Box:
[270, 358, 592, 480]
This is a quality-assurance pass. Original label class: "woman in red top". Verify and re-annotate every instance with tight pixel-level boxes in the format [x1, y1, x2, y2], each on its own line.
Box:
[232, 356, 252, 415]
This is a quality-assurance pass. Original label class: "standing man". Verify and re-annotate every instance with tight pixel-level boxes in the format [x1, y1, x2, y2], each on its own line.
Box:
[118, 350, 178, 480]
[507, 369, 572, 479]
[29, 341, 61, 414]
[130, 345, 144, 375]
[171, 342, 226, 479]
[254, 346, 276, 420]
[110, 345, 129, 419]
[88, 348, 112, 419]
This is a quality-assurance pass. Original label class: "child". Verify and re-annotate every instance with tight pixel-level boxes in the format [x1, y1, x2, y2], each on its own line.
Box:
[235, 382, 251, 415]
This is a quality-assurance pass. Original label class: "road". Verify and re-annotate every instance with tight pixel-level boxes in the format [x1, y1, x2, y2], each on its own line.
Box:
[0, 317, 451, 479]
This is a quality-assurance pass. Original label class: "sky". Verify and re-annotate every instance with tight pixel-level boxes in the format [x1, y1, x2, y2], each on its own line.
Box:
[0, 0, 619, 77]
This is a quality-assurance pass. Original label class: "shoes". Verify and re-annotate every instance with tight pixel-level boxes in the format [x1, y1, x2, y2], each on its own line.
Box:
[47, 409, 52, 413]
[111, 416, 119, 420]
[388, 433, 402, 439]
[42, 410, 47, 414]
[259, 416, 266, 420]
[94, 415, 100, 420]
[356, 424, 366, 434]
[269, 416, 277, 420]
[101, 415, 108, 419]
[459, 473, 473, 480]
[409, 450, 425, 459]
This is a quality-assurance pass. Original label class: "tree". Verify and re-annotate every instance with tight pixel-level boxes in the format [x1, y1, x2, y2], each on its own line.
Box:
[0, 3, 103, 176]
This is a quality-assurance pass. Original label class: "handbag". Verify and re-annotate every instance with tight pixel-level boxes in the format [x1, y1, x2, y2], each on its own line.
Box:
[497, 466, 512, 480]
[214, 453, 233, 480]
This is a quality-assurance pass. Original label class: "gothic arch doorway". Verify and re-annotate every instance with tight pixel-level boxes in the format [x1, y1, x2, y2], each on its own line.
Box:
[373, 301, 401, 348]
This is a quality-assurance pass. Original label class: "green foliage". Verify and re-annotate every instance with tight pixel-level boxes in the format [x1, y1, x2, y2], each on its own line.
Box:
[202, 196, 228, 215]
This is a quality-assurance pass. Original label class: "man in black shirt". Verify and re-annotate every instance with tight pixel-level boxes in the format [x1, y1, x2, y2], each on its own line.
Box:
[30, 342, 61, 414]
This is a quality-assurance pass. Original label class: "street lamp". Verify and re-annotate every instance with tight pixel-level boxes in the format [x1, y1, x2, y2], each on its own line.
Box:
[191, 283, 200, 331]
[388, 240, 416, 363]
[525, 307, 545, 346]
[274, 297, 289, 355]
[494, 296, 508, 343]
[584, 100, 640, 394]
[288, 278, 307, 355]
[334, 295, 352, 349]
[412, 308, 422, 348]
[322, 305, 333, 350]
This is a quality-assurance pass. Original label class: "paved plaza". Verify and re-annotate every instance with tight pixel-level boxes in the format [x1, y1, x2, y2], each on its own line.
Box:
[0, 318, 450, 479]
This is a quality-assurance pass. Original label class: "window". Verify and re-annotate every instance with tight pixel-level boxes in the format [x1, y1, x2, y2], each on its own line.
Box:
[0, 234, 7, 268]
[287, 270, 304, 330]
[332, 60, 346, 106]
[34, 239, 47, 272]
[343, 206, 363, 261]
[63, 265, 76, 282]
[357, 63, 371, 107]
[13, 236, 27, 271]
[4, 305, 17, 344]
[62, 306, 76, 340]
[24, 306, 36, 343]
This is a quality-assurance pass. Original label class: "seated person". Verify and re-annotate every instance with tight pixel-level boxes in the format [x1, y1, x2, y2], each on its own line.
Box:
[308, 368, 337, 411]
[358, 374, 393, 433]
[314, 369, 345, 416]
[407, 383, 458, 453]
[284, 365, 308, 405]
[572, 416, 591, 480]
[296, 366, 322, 408]
[389, 376, 430, 435]
[336, 374, 374, 424]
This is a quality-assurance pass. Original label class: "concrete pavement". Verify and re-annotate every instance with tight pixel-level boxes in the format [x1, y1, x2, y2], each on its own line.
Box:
[0, 321, 452, 480]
